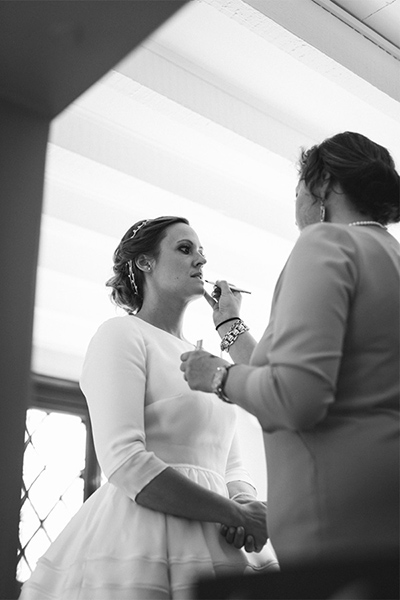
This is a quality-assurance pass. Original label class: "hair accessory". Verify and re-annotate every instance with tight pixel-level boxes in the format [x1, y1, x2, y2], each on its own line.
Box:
[127, 260, 139, 295]
[220, 319, 249, 353]
[319, 201, 326, 222]
[216, 317, 240, 331]
[129, 219, 149, 240]
[126, 220, 150, 295]
[348, 221, 387, 229]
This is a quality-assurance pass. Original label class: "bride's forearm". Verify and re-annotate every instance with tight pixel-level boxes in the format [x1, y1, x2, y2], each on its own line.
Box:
[227, 480, 257, 501]
[136, 467, 268, 551]
[135, 467, 244, 526]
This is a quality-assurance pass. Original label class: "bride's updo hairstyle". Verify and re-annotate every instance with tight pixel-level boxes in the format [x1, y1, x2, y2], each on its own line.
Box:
[298, 131, 400, 225]
[106, 216, 189, 314]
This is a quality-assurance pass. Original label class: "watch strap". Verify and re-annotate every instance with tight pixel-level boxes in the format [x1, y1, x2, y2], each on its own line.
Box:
[213, 364, 235, 403]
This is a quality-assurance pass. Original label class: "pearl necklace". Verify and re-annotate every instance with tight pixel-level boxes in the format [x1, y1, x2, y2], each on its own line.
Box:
[348, 221, 387, 230]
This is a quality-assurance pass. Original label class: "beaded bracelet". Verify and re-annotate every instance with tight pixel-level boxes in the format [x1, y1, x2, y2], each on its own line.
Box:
[220, 318, 249, 353]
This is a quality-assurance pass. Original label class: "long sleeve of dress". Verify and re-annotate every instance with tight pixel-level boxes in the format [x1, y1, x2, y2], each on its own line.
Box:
[80, 317, 168, 498]
[240, 224, 358, 432]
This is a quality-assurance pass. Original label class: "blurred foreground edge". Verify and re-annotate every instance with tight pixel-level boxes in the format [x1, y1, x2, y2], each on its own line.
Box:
[196, 555, 399, 599]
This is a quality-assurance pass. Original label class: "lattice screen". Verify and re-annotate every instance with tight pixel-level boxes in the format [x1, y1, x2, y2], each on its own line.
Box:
[18, 409, 87, 582]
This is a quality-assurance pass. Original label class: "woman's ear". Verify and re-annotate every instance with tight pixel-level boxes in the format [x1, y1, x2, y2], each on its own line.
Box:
[135, 255, 153, 272]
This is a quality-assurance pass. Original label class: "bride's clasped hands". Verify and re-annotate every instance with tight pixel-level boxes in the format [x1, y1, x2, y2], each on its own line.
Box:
[220, 499, 269, 554]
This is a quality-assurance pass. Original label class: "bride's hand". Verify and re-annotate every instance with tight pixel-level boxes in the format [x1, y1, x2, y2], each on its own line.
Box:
[219, 524, 258, 553]
[220, 501, 268, 553]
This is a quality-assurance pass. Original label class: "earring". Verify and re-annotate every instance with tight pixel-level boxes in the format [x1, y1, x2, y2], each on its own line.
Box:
[127, 260, 139, 295]
[319, 201, 326, 223]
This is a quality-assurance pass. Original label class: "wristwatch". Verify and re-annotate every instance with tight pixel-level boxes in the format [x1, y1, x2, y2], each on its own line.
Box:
[211, 365, 234, 403]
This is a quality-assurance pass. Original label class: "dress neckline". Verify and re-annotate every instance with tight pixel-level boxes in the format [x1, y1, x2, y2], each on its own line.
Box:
[130, 315, 193, 345]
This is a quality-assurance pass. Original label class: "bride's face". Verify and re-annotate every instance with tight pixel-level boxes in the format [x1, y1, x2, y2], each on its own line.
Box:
[149, 223, 207, 301]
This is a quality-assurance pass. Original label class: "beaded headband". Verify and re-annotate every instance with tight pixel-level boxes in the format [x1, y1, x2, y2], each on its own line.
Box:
[128, 219, 149, 240]
[127, 220, 149, 296]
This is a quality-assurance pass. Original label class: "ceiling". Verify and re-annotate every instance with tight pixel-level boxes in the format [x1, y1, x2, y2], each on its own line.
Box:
[324, 0, 400, 51]
[33, 0, 400, 383]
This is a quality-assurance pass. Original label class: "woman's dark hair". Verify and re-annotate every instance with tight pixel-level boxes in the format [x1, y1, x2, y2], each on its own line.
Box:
[298, 131, 400, 224]
[106, 216, 189, 314]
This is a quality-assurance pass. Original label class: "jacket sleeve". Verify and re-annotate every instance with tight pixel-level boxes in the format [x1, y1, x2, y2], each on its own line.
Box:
[242, 224, 358, 432]
[80, 317, 168, 498]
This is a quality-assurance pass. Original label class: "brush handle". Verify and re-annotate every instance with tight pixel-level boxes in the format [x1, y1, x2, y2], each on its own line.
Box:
[205, 280, 251, 294]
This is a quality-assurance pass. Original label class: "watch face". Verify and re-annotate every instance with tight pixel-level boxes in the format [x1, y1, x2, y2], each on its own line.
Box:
[211, 367, 225, 393]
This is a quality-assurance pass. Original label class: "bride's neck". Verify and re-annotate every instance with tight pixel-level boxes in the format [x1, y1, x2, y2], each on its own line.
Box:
[136, 301, 186, 339]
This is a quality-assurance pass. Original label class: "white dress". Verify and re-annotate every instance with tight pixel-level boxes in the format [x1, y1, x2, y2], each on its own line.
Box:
[20, 317, 279, 600]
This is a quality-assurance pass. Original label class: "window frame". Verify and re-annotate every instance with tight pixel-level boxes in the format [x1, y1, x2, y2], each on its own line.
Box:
[29, 373, 101, 500]
[17, 373, 102, 588]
